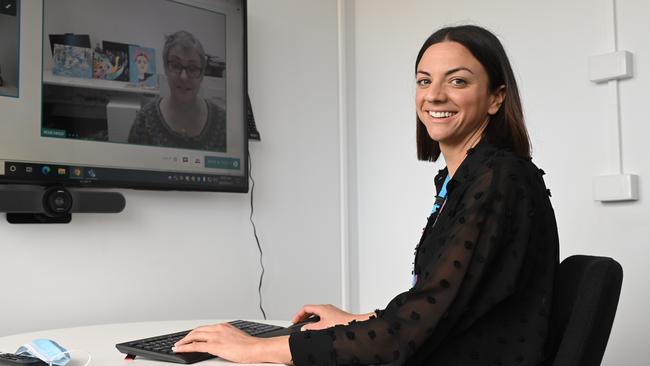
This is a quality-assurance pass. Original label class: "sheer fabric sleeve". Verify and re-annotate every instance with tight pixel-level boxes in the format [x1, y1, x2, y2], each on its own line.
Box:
[289, 159, 534, 365]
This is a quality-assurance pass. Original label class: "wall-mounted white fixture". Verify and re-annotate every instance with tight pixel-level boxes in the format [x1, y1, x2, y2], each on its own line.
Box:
[590, 0, 639, 202]
[593, 174, 639, 202]
[588, 51, 633, 83]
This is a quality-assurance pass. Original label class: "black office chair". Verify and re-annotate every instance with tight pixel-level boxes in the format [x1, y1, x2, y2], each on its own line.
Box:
[544, 255, 623, 366]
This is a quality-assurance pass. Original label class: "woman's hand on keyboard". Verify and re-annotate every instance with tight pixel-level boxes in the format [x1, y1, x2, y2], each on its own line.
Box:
[172, 323, 291, 364]
[291, 304, 374, 331]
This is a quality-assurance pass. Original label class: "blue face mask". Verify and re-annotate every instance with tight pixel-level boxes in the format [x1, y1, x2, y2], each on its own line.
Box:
[16, 339, 71, 366]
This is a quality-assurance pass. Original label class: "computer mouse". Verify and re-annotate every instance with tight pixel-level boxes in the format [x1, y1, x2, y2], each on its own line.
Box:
[289, 315, 321, 330]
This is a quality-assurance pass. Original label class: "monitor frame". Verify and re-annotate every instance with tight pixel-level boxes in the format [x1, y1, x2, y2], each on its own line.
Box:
[0, 0, 249, 194]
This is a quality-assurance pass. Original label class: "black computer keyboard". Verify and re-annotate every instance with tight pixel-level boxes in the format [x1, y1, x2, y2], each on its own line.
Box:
[0, 353, 48, 366]
[115, 320, 294, 364]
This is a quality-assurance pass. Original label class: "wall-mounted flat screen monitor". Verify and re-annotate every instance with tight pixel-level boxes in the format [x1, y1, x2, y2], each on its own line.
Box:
[0, 0, 248, 192]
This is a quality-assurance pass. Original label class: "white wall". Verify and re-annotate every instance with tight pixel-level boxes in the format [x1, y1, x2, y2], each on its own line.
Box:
[351, 0, 649, 364]
[0, 13, 19, 87]
[0, 0, 343, 337]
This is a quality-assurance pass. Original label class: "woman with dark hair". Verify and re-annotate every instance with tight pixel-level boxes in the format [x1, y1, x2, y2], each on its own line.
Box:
[415, 25, 529, 162]
[173, 25, 559, 366]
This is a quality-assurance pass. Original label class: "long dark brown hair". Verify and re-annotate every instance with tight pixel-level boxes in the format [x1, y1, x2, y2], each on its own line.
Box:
[415, 25, 530, 161]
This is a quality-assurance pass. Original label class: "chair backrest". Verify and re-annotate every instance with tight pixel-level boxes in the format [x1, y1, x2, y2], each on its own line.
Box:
[545, 255, 623, 366]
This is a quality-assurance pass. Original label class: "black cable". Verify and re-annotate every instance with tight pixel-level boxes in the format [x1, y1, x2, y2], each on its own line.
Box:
[248, 151, 267, 320]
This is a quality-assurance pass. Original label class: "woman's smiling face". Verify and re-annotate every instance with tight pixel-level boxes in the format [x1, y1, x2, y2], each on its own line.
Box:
[415, 41, 504, 147]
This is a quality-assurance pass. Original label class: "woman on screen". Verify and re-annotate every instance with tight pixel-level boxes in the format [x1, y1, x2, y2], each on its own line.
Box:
[173, 25, 559, 365]
[128, 30, 226, 152]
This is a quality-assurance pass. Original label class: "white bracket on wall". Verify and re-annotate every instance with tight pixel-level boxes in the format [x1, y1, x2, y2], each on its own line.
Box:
[588, 51, 633, 83]
[593, 174, 639, 202]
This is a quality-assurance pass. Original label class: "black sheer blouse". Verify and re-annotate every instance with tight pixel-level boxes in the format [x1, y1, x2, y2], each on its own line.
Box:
[289, 140, 559, 365]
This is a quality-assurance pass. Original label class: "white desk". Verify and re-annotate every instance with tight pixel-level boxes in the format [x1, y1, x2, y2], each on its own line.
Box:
[0, 320, 290, 366]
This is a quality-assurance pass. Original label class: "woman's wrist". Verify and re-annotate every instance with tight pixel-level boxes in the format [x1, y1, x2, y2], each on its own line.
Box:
[352, 311, 376, 322]
[255, 335, 292, 364]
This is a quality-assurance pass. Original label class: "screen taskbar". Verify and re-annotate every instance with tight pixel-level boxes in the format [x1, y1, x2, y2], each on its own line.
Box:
[0, 161, 247, 192]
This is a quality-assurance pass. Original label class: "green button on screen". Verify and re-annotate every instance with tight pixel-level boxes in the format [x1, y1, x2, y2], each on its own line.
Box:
[41, 128, 67, 138]
[204, 156, 241, 170]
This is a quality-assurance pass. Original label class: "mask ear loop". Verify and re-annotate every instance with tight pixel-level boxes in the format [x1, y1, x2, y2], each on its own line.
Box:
[47, 349, 92, 366]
